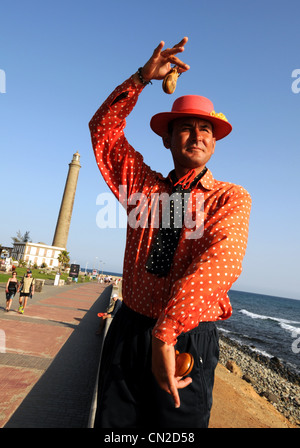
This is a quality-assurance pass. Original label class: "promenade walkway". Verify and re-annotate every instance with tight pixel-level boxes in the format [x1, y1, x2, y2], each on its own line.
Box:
[0, 280, 112, 428]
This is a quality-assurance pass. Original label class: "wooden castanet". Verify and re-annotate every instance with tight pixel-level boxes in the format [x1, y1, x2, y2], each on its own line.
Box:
[175, 350, 194, 377]
[162, 67, 180, 94]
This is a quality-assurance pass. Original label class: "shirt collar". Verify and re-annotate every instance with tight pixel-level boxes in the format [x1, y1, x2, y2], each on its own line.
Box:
[197, 168, 215, 190]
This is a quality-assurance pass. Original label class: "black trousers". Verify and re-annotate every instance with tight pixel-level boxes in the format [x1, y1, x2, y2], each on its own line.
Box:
[94, 304, 219, 428]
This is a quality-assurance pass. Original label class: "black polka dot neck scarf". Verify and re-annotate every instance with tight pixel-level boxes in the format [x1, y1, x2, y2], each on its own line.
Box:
[145, 167, 207, 277]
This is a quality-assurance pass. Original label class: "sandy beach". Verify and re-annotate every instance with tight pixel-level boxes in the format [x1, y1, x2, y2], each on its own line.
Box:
[211, 365, 294, 428]
[209, 336, 299, 428]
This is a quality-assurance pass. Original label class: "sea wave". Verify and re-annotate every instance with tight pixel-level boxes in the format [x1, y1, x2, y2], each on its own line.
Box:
[217, 327, 231, 334]
[239, 309, 300, 335]
[239, 309, 300, 325]
[218, 328, 273, 358]
[280, 322, 300, 335]
[248, 346, 272, 359]
[218, 327, 264, 346]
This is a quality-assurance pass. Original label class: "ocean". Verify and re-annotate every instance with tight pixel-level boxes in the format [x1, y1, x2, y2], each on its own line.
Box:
[85, 269, 122, 278]
[217, 290, 300, 374]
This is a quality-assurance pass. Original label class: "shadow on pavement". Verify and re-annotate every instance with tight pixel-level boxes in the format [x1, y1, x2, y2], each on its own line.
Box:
[4, 285, 112, 428]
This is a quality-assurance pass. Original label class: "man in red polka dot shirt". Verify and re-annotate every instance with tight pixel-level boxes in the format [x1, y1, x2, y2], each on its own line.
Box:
[89, 37, 251, 428]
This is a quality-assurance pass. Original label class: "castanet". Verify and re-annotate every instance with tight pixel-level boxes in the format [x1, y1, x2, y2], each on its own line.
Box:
[175, 350, 194, 377]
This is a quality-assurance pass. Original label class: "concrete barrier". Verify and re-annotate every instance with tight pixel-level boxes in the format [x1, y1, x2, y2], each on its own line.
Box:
[88, 285, 118, 428]
[66, 277, 72, 285]
[34, 279, 45, 292]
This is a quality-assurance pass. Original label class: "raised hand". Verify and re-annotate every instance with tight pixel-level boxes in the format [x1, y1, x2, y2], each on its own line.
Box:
[138, 37, 190, 83]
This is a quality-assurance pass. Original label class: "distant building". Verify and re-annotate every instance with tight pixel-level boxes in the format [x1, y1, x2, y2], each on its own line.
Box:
[11, 242, 65, 268]
[9, 151, 80, 270]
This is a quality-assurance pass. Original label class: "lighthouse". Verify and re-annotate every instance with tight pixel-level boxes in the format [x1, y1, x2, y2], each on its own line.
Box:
[52, 151, 81, 249]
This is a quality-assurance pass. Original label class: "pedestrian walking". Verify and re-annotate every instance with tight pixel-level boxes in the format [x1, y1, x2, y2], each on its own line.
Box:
[18, 270, 35, 314]
[5, 271, 19, 312]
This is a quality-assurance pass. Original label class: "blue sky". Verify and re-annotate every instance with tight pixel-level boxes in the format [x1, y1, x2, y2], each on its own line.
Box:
[1, 0, 299, 300]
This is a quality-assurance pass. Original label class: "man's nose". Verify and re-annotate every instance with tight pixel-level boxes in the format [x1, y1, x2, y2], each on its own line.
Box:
[190, 128, 203, 141]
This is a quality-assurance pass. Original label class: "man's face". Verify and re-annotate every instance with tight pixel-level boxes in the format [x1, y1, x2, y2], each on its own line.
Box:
[163, 117, 216, 178]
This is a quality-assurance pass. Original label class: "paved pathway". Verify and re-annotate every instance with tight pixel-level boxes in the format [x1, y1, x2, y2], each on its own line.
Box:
[0, 280, 112, 428]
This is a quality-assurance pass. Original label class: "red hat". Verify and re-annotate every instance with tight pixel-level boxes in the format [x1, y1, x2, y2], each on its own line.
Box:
[150, 95, 232, 141]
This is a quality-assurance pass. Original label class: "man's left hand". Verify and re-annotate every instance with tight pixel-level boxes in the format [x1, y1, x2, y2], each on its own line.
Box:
[151, 336, 192, 408]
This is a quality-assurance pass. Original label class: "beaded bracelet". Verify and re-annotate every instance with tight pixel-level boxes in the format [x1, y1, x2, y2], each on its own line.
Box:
[137, 67, 152, 85]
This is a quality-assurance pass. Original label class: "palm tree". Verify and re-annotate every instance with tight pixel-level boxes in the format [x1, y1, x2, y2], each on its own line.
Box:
[57, 250, 70, 272]
[11, 230, 31, 243]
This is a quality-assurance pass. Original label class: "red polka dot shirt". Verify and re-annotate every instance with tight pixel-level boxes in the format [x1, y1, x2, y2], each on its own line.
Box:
[89, 76, 252, 346]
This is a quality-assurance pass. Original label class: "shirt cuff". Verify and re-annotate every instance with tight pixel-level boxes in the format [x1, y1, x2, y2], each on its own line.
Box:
[152, 313, 184, 346]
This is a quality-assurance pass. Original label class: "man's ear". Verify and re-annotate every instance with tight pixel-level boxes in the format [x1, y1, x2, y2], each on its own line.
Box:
[212, 137, 216, 154]
[162, 134, 171, 149]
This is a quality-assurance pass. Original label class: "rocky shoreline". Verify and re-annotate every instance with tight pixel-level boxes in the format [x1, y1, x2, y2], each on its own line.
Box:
[218, 333, 300, 427]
